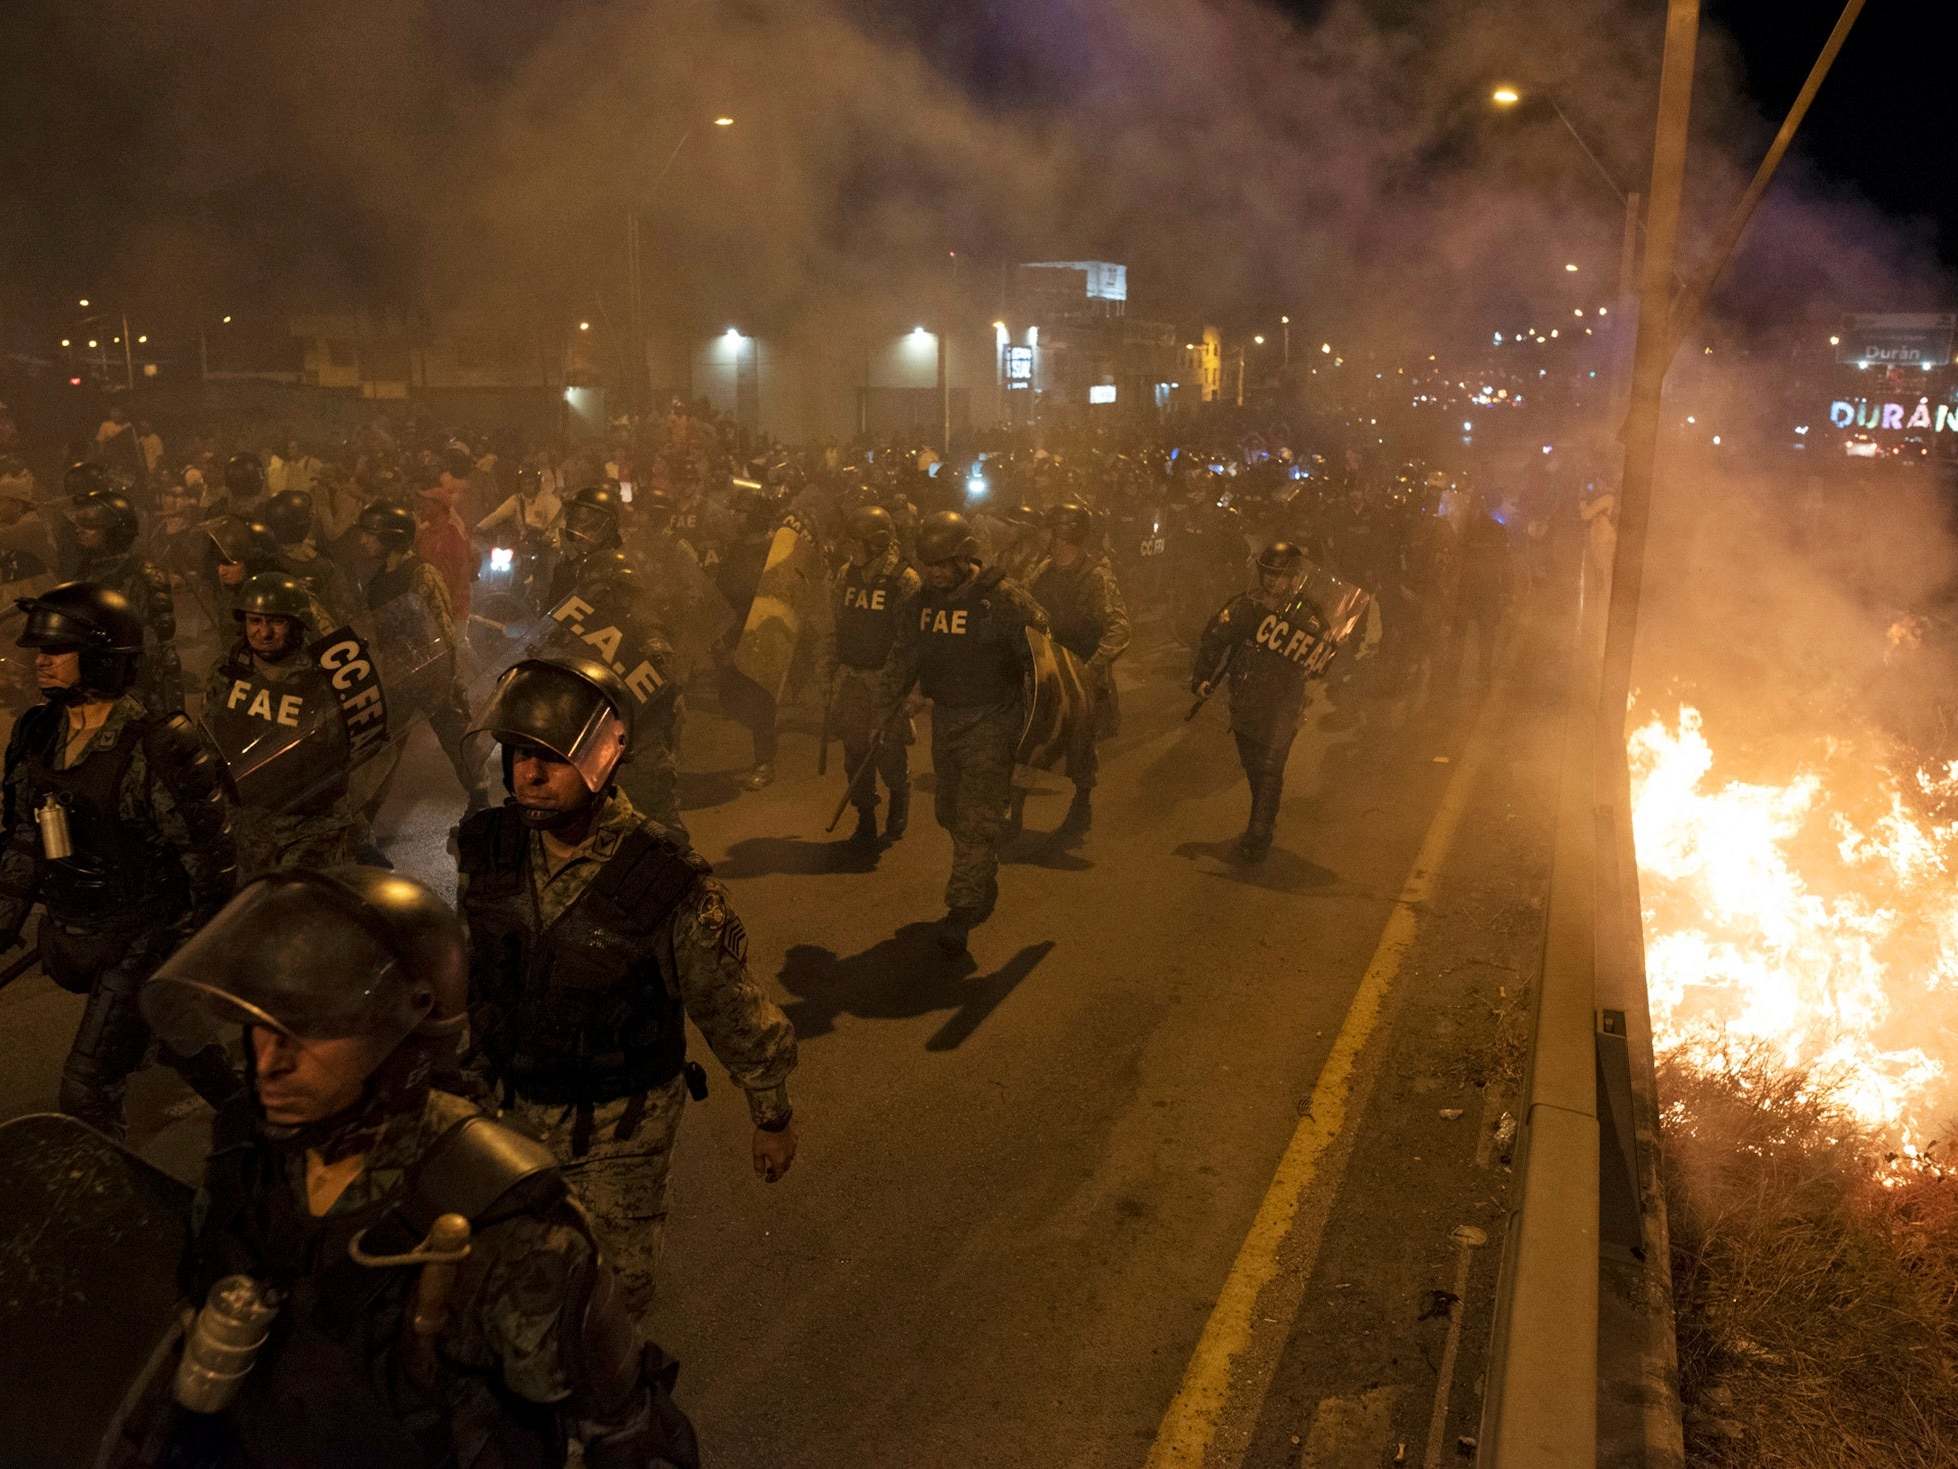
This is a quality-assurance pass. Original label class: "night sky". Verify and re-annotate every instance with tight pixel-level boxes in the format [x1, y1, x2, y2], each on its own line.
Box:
[1, 0, 1952, 345]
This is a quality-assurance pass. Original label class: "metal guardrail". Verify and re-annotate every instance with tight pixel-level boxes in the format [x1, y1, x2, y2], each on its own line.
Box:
[1478, 562, 1607, 1466]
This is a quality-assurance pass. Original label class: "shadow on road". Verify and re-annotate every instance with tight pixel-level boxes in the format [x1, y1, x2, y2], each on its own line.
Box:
[714, 834, 885, 879]
[678, 767, 746, 814]
[1171, 839, 1340, 895]
[777, 926, 1055, 1051]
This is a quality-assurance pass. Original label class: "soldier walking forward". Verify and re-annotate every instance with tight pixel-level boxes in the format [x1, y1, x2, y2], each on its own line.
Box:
[457, 655, 799, 1315]
[877, 510, 1049, 953]
[820, 504, 921, 848]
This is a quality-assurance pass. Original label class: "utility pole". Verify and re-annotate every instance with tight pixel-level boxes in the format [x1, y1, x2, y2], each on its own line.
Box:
[119, 313, 135, 390]
[1596, 0, 1699, 765]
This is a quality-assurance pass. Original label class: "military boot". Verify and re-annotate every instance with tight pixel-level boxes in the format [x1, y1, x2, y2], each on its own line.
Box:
[936, 907, 980, 954]
[1002, 789, 1027, 841]
[849, 805, 879, 848]
[744, 761, 775, 791]
[1059, 786, 1093, 835]
[885, 784, 911, 841]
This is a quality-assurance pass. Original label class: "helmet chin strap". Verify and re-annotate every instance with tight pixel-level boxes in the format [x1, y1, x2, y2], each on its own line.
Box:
[518, 786, 601, 833]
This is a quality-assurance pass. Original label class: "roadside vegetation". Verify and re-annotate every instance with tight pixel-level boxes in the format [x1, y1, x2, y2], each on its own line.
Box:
[1660, 1046, 1958, 1468]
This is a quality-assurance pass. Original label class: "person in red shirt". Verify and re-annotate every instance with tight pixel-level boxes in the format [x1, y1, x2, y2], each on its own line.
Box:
[416, 450, 475, 627]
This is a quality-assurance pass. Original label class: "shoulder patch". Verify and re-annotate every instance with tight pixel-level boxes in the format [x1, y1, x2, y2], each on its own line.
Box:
[695, 886, 748, 964]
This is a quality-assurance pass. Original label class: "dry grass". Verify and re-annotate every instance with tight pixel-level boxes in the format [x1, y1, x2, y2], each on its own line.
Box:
[1659, 1043, 1958, 1468]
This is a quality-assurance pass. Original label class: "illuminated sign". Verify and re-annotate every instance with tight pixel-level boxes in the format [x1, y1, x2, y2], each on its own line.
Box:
[1003, 346, 1032, 383]
[1088, 384, 1117, 404]
[1827, 397, 1958, 432]
[1836, 314, 1955, 368]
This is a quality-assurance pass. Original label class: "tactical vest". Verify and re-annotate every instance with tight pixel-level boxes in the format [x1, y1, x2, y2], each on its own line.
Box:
[209, 648, 349, 815]
[1030, 561, 1103, 663]
[457, 806, 699, 1106]
[835, 562, 904, 670]
[914, 570, 1027, 710]
[14, 705, 189, 925]
[1228, 594, 1334, 745]
[191, 1102, 565, 1469]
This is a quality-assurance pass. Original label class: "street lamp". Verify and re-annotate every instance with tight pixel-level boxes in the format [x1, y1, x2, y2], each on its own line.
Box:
[1491, 85, 1521, 107]
[713, 116, 734, 127]
[578, 320, 591, 332]
[626, 113, 736, 420]
[1253, 334, 1265, 346]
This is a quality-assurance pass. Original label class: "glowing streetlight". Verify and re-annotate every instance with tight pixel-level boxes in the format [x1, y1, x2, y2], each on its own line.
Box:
[713, 116, 734, 127]
[1253, 334, 1265, 345]
[1320, 342, 1332, 354]
[87, 339, 98, 349]
[1564, 262, 1579, 273]
[578, 320, 591, 331]
[1828, 334, 1840, 346]
[912, 325, 928, 337]
[1280, 315, 1289, 324]
[221, 314, 232, 324]
[59, 338, 70, 348]
[1492, 86, 1521, 107]
[136, 334, 147, 344]
[78, 297, 90, 308]
[725, 326, 741, 338]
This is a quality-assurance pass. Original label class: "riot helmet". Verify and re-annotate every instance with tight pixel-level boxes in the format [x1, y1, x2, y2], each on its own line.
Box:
[207, 517, 282, 578]
[1255, 540, 1307, 600]
[70, 489, 140, 557]
[1005, 500, 1043, 531]
[467, 655, 634, 811]
[141, 868, 469, 1138]
[581, 547, 641, 591]
[846, 504, 894, 561]
[639, 487, 676, 532]
[232, 572, 314, 660]
[263, 489, 314, 546]
[15, 581, 144, 699]
[1047, 500, 1095, 546]
[563, 484, 623, 552]
[915, 510, 979, 567]
[356, 500, 418, 553]
[224, 452, 266, 502]
[63, 461, 113, 500]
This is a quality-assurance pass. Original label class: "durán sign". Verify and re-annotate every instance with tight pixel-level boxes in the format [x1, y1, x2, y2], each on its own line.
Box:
[1828, 398, 1958, 433]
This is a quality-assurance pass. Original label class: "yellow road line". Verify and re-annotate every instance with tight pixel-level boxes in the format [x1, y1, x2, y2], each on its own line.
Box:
[1144, 677, 1507, 1468]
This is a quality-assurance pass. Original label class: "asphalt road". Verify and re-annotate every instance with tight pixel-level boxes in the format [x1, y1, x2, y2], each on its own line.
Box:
[0, 603, 1566, 1469]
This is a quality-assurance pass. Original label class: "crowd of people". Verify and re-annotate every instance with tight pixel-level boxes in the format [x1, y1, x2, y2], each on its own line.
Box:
[0, 393, 1552, 1467]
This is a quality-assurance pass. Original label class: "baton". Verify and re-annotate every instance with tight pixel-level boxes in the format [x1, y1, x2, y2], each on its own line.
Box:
[825, 693, 910, 833]
[817, 681, 835, 777]
[1184, 644, 1236, 721]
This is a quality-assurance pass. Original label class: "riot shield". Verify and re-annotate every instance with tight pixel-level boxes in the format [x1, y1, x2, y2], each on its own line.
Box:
[1293, 564, 1375, 675]
[0, 1113, 191, 1469]
[637, 536, 733, 682]
[732, 521, 828, 705]
[1016, 625, 1094, 770]
[368, 588, 456, 714]
[200, 626, 390, 812]
[469, 579, 679, 724]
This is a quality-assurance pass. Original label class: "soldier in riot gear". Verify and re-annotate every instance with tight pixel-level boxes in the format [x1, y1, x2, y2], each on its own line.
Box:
[878, 510, 1049, 952]
[458, 657, 800, 1315]
[212, 449, 268, 520]
[265, 486, 362, 627]
[1192, 541, 1368, 862]
[1022, 500, 1131, 837]
[140, 866, 700, 1469]
[356, 500, 490, 823]
[65, 487, 187, 714]
[820, 505, 921, 847]
[0, 582, 239, 1138]
[202, 573, 366, 877]
[205, 514, 284, 622]
[546, 482, 627, 606]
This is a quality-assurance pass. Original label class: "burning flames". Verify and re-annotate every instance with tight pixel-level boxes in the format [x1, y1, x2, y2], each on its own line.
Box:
[1630, 705, 1958, 1154]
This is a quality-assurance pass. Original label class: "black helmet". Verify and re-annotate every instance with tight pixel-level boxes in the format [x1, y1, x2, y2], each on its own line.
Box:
[63, 461, 113, 500]
[71, 489, 140, 556]
[263, 489, 314, 545]
[846, 504, 895, 552]
[207, 516, 282, 571]
[1257, 540, 1306, 577]
[357, 500, 418, 551]
[563, 484, 623, 551]
[231, 572, 315, 629]
[224, 452, 266, 501]
[1047, 500, 1095, 545]
[915, 510, 979, 566]
[581, 547, 640, 589]
[142, 867, 467, 1058]
[15, 581, 145, 697]
[1005, 500, 1043, 530]
[639, 487, 676, 531]
[467, 655, 634, 800]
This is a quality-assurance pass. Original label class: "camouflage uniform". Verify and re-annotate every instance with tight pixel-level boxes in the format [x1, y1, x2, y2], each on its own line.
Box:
[458, 789, 797, 1314]
[201, 642, 362, 877]
[187, 1087, 694, 1465]
[1027, 552, 1132, 790]
[0, 694, 236, 1136]
[880, 567, 1048, 915]
[278, 539, 363, 629]
[819, 541, 921, 823]
[76, 549, 185, 713]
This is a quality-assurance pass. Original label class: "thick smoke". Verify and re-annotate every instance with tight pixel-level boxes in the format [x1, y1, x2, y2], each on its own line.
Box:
[6, 0, 1943, 358]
